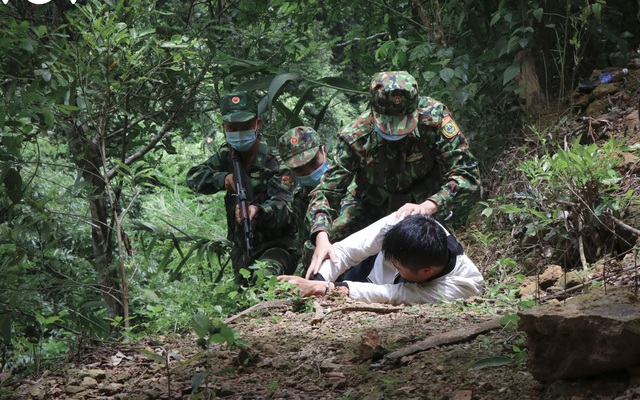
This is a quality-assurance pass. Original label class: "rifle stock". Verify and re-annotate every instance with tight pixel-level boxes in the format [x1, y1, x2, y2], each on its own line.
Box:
[231, 151, 254, 264]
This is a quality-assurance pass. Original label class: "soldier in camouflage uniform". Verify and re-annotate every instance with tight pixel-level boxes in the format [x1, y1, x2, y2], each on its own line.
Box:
[277, 126, 357, 270]
[186, 91, 298, 285]
[306, 71, 480, 277]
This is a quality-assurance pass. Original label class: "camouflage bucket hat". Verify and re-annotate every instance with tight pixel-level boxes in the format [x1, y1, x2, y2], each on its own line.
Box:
[277, 126, 322, 168]
[369, 71, 419, 136]
[220, 91, 258, 122]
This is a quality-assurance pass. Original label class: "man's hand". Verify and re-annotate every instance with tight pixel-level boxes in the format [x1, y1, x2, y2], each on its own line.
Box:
[395, 199, 438, 220]
[235, 204, 259, 224]
[224, 173, 236, 193]
[306, 231, 337, 279]
[277, 275, 327, 297]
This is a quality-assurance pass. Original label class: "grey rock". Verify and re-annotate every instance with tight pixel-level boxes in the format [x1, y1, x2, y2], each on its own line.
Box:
[518, 287, 640, 382]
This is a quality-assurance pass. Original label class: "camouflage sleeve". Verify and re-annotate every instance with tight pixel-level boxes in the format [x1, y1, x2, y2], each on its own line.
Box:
[307, 139, 357, 237]
[185, 150, 230, 194]
[255, 161, 296, 230]
[292, 186, 310, 242]
[427, 112, 480, 209]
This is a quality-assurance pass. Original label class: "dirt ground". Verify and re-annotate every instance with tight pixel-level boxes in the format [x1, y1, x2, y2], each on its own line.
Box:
[7, 289, 640, 400]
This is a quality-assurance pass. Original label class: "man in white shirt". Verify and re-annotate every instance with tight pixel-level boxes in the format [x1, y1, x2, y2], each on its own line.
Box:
[277, 213, 483, 305]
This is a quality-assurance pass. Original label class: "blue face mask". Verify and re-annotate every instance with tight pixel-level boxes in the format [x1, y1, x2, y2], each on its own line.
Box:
[226, 129, 257, 152]
[374, 126, 405, 142]
[297, 162, 329, 187]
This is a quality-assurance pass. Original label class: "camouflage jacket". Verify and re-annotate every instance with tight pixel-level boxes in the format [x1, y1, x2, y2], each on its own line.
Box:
[186, 140, 297, 254]
[293, 180, 358, 246]
[308, 97, 480, 235]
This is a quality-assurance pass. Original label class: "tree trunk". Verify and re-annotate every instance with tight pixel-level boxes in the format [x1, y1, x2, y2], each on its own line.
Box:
[65, 124, 123, 320]
[410, 0, 447, 47]
[515, 48, 546, 114]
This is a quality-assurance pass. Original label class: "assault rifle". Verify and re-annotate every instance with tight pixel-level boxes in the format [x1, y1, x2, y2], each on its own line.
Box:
[231, 151, 254, 264]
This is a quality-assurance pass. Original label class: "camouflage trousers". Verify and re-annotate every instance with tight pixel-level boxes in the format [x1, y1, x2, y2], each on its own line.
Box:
[231, 243, 298, 286]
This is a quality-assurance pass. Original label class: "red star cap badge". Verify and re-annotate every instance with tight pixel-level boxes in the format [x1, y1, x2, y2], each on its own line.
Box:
[231, 96, 240, 104]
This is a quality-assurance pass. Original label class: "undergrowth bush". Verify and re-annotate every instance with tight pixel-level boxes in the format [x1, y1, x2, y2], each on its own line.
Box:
[478, 131, 637, 271]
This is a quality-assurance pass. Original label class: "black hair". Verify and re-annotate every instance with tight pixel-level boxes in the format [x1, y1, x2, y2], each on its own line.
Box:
[381, 214, 448, 273]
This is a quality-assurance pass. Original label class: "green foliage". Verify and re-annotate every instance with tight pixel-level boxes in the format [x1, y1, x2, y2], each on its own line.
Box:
[483, 129, 633, 268]
[189, 313, 251, 396]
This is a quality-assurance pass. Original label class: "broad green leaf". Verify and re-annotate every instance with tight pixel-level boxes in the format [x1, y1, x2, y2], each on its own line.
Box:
[290, 83, 321, 122]
[506, 35, 520, 54]
[42, 108, 54, 127]
[439, 68, 455, 82]
[500, 313, 519, 326]
[190, 373, 210, 394]
[55, 104, 80, 114]
[223, 65, 270, 92]
[219, 324, 236, 345]
[317, 76, 359, 92]
[499, 204, 523, 213]
[532, 8, 543, 23]
[490, 13, 500, 27]
[135, 349, 165, 363]
[142, 289, 161, 303]
[236, 75, 278, 92]
[503, 65, 520, 85]
[192, 314, 211, 338]
[267, 72, 303, 111]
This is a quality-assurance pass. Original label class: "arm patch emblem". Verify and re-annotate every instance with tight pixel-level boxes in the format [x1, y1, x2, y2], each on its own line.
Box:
[441, 115, 460, 139]
[280, 175, 293, 192]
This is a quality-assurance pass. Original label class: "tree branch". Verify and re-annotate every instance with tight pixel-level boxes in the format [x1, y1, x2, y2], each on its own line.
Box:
[106, 68, 208, 180]
[606, 211, 640, 236]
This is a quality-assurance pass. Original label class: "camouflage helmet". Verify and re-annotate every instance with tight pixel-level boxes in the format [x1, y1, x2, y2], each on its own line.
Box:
[220, 91, 258, 123]
[277, 126, 322, 168]
[369, 71, 419, 136]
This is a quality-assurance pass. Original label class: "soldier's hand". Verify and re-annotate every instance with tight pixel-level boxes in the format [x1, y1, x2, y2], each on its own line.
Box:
[395, 200, 438, 220]
[306, 231, 337, 279]
[235, 204, 259, 224]
[224, 173, 236, 193]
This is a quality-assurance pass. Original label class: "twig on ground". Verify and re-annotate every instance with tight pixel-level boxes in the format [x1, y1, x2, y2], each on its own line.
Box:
[383, 316, 502, 362]
[224, 299, 293, 324]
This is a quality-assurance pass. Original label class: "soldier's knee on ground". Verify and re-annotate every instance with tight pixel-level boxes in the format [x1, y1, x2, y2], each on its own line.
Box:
[257, 247, 297, 277]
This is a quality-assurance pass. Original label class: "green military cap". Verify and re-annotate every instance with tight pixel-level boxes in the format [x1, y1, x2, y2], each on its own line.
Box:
[369, 71, 419, 136]
[220, 91, 258, 122]
[278, 126, 322, 168]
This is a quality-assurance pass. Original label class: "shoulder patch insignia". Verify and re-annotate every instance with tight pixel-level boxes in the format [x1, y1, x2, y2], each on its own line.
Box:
[441, 115, 460, 139]
[280, 175, 293, 192]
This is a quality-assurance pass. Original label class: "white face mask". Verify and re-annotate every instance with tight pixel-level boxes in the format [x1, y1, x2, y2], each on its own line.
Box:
[374, 126, 405, 141]
[226, 129, 257, 152]
[297, 162, 329, 187]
